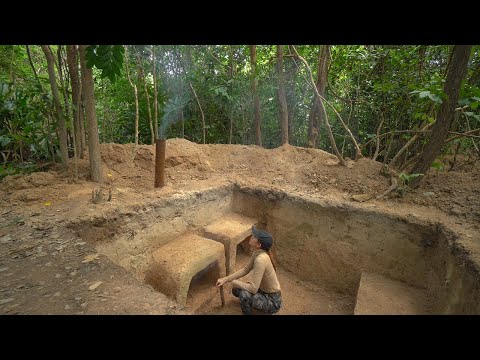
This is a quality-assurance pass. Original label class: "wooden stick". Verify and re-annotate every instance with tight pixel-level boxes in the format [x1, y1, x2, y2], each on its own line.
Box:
[219, 286, 225, 306]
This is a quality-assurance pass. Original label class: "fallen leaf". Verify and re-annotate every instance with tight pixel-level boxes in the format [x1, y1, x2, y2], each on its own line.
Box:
[44, 201, 52, 206]
[107, 173, 112, 177]
[82, 254, 100, 263]
[88, 281, 103, 291]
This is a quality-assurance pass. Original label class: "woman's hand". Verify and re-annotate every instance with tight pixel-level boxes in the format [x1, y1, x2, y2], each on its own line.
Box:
[216, 277, 227, 287]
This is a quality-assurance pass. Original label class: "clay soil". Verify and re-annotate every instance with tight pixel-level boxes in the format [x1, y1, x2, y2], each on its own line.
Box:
[1, 139, 479, 314]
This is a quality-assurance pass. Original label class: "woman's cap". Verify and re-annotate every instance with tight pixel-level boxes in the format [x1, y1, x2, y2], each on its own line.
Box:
[252, 225, 273, 251]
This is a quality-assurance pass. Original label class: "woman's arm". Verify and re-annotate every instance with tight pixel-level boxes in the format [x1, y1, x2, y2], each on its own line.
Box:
[231, 256, 267, 294]
[216, 255, 254, 287]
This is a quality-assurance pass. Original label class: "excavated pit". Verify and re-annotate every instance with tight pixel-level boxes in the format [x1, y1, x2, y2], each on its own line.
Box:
[68, 185, 480, 314]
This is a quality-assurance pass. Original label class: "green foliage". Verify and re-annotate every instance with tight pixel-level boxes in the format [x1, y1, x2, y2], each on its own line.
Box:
[1, 44, 480, 174]
[0, 161, 37, 181]
[410, 90, 443, 104]
[430, 161, 445, 171]
[397, 172, 424, 196]
[1, 77, 56, 163]
[399, 172, 424, 185]
[86, 45, 124, 82]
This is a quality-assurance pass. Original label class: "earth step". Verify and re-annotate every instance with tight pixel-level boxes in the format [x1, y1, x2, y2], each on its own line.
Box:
[202, 213, 257, 275]
[145, 234, 226, 306]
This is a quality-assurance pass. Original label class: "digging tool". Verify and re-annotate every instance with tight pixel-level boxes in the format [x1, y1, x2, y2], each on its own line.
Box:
[219, 286, 225, 306]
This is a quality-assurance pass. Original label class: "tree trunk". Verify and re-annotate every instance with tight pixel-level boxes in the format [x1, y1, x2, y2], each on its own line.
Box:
[57, 46, 78, 181]
[41, 45, 69, 169]
[277, 45, 289, 145]
[228, 45, 234, 144]
[26, 45, 43, 92]
[250, 45, 262, 146]
[124, 46, 139, 146]
[153, 45, 159, 140]
[186, 46, 193, 67]
[10, 46, 15, 83]
[189, 82, 206, 144]
[286, 48, 297, 146]
[410, 45, 472, 188]
[56, 46, 73, 155]
[79, 91, 86, 156]
[308, 45, 330, 148]
[66, 45, 83, 157]
[46, 113, 56, 162]
[136, 52, 154, 145]
[65, 45, 80, 180]
[349, 114, 359, 159]
[291, 46, 345, 166]
[56, 46, 71, 126]
[390, 122, 433, 168]
[102, 93, 106, 144]
[181, 110, 184, 139]
[418, 45, 427, 80]
[78, 45, 103, 183]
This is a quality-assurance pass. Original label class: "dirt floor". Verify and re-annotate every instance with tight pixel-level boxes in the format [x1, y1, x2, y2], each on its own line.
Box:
[1, 139, 479, 314]
[194, 253, 355, 315]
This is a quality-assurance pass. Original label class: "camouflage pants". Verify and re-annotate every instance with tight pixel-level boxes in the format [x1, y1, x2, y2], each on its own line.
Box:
[232, 287, 282, 315]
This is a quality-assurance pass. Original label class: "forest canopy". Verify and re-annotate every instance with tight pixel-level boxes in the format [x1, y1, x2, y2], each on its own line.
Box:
[1, 45, 479, 184]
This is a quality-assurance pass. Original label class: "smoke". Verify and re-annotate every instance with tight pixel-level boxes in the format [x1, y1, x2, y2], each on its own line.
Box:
[155, 45, 193, 140]
[159, 94, 191, 139]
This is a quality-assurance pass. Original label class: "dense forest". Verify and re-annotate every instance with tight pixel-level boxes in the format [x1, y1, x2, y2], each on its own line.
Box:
[1, 45, 479, 186]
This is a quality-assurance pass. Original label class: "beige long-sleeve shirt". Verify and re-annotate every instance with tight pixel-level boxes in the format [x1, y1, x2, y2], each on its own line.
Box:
[224, 249, 281, 294]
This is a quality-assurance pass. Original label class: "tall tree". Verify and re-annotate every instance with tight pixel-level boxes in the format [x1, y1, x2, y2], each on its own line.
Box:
[285, 46, 297, 145]
[277, 45, 289, 145]
[189, 82, 206, 144]
[56, 46, 71, 128]
[40, 45, 69, 168]
[152, 45, 159, 140]
[292, 45, 346, 166]
[410, 45, 472, 188]
[136, 49, 154, 145]
[26, 45, 43, 91]
[307, 45, 330, 148]
[124, 46, 140, 147]
[250, 45, 262, 146]
[78, 45, 103, 183]
[66, 45, 83, 157]
[228, 45, 235, 144]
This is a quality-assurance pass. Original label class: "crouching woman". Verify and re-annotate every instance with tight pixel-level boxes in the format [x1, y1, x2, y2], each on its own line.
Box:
[216, 226, 282, 315]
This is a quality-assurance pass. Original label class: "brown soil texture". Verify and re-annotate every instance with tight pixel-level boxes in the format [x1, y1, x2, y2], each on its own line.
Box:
[1, 139, 479, 314]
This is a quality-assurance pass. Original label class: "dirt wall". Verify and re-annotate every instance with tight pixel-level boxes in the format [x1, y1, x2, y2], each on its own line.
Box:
[68, 185, 234, 280]
[425, 226, 480, 314]
[233, 187, 440, 297]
